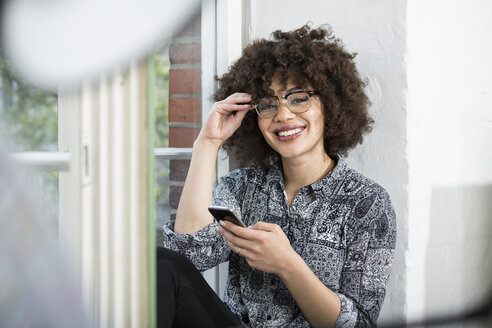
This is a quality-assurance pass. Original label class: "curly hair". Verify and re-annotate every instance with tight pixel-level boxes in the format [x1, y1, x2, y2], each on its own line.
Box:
[213, 24, 373, 167]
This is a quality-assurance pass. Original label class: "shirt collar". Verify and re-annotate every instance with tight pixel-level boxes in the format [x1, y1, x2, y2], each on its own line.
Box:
[265, 154, 348, 198]
[310, 154, 348, 198]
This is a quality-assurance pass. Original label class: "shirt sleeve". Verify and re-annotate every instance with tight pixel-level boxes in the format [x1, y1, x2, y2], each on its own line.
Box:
[161, 168, 248, 272]
[162, 221, 229, 272]
[334, 184, 397, 328]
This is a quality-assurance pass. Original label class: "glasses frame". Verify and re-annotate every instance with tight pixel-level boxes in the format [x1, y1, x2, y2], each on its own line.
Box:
[251, 90, 319, 118]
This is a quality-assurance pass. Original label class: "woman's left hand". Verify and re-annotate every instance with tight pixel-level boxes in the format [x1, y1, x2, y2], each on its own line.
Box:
[216, 221, 299, 275]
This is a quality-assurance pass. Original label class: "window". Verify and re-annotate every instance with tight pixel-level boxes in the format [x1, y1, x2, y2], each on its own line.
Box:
[154, 14, 202, 246]
[0, 54, 60, 234]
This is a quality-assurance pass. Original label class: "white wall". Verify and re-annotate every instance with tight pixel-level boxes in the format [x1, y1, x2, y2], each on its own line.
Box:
[249, 0, 408, 323]
[407, 0, 492, 321]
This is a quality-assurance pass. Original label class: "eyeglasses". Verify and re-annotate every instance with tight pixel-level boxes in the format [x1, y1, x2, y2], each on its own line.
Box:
[251, 90, 318, 118]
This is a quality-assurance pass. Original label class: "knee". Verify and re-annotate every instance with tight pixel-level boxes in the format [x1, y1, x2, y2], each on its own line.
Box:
[156, 247, 198, 277]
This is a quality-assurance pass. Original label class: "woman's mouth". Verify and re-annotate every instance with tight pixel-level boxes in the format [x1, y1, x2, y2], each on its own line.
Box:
[277, 128, 303, 137]
[274, 127, 305, 140]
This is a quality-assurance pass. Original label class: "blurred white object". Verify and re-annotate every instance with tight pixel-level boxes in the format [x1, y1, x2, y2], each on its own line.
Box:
[1, 0, 202, 88]
[0, 152, 90, 327]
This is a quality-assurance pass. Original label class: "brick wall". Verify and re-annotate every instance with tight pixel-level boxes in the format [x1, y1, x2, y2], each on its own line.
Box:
[168, 15, 202, 221]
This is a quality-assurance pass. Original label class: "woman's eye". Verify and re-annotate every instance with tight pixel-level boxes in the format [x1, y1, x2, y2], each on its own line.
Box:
[259, 104, 277, 111]
[290, 95, 309, 104]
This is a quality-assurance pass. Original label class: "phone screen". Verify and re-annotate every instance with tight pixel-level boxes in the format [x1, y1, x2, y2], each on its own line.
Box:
[208, 206, 246, 228]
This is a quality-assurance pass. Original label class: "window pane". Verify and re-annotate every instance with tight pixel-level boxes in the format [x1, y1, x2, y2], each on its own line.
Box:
[153, 14, 202, 245]
[0, 57, 58, 233]
[0, 55, 59, 231]
[153, 42, 170, 246]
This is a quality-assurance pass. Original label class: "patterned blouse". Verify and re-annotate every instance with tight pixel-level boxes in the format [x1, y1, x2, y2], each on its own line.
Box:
[162, 156, 396, 327]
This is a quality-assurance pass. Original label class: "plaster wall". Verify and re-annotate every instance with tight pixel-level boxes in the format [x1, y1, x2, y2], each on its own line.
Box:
[406, 0, 492, 320]
[249, 0, 408, 323]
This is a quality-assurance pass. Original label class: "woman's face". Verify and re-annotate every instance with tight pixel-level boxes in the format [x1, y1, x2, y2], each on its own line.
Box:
[257, 79, 326, 161]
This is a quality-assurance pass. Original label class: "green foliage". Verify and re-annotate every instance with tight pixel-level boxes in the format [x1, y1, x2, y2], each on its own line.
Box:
[153, 44, 171, 223]
[154, 44, 170, 148]
[0, 55, 58, 151]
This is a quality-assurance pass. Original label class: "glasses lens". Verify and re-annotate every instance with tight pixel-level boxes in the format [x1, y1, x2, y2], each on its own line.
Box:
[256, 97, 279, 117]
[287, 92, 311, 113]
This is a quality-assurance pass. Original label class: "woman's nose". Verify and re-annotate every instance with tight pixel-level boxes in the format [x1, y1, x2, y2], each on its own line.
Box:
[273, 101, 295, 122]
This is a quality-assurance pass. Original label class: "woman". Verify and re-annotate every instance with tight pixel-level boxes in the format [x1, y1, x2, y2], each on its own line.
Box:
[159, 24, 396, 328]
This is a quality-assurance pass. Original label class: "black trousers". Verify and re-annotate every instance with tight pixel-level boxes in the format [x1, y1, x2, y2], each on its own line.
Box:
[156, 247, 242, 328]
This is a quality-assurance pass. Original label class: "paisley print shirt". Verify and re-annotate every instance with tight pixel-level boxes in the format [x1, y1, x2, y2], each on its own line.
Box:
[162, 156, 396, 327]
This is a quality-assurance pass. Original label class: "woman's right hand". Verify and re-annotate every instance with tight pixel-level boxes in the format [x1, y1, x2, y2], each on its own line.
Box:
[197, 93, 252, 147]
[175, 92, 252, 234]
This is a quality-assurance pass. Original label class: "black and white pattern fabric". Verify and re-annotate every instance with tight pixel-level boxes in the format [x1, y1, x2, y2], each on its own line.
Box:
[162, 155, 396, 327]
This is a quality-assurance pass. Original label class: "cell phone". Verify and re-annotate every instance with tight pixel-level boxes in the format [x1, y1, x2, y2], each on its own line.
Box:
[208, 205, 246, 228]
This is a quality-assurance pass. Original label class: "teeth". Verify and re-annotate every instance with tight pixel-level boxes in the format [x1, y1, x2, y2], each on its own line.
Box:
[278, 128, 303, 137]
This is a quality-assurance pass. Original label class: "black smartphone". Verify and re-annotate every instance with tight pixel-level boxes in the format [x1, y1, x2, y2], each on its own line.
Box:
[208, 205, 246, 228]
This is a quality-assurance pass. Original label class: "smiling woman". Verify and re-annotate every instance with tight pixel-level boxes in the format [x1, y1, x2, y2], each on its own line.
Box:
[216, 25, 373, 168]
[160, 24, 396, 328]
